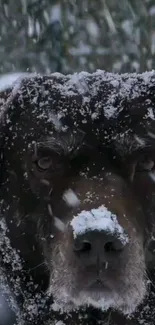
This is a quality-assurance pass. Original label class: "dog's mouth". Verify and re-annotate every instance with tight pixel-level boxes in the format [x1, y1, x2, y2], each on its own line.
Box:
[88, 279, 109, 292]
[50, 266, 146, 315]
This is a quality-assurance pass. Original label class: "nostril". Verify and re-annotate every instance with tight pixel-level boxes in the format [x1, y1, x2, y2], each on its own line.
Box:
[104, 240, 123, 253]
[74, 240, 92, 253]
[104, 241, 116, 252]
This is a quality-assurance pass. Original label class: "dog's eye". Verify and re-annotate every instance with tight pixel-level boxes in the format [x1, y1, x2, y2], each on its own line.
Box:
[136, 158, 154, 171]
[37, 156, 53, 171]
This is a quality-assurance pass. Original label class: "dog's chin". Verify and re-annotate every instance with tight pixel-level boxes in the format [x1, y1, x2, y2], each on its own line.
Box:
[49, 282, 147, 315]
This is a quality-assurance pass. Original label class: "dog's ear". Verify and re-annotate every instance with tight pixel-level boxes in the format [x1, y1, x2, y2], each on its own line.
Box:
[0, 84, 21, 185]
[0, 73, 30, 129]
[0, 90, 9, 185]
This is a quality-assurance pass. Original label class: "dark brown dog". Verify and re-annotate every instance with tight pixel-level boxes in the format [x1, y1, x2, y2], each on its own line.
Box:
[0, 71, 155, 325]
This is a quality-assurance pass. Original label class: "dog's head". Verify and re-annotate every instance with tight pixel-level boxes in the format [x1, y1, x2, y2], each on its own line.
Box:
[0, 74, 155, 317]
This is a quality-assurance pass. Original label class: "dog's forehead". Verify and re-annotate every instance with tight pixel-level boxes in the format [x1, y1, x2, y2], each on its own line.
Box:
[4, 107, 153, 159]
[2, 70, 155, 156]
[1, 72, 155, 325]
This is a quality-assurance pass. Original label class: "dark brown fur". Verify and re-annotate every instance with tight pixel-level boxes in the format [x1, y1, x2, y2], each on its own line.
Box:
[0, 71, 155, 324]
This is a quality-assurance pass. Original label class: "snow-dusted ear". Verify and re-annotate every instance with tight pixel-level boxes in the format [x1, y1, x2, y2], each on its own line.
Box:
[0, 78, 23, 184]
[0, 74, 24, 129]
[0, 73, 31, 92]
[0, 73, 33, 126]
[0, 99, 9, 185]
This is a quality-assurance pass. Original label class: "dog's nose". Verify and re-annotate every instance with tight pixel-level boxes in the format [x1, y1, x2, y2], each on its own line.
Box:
[73, 230, 125, 264]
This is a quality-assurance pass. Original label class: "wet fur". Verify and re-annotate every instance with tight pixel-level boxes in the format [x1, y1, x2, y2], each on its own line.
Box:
[0, 71, 155, 324]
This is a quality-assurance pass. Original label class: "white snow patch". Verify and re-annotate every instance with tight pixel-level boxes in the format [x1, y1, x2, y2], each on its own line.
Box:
[121, 20, 133, 36]
[47, 112, 62, 131]
[147, 107, 155, 120]
[70, 205, 129, 245]
[110, 79, 119, 87]
[50, 4, 61, 23]
[28, 16, 34, 37]
[0, 73, 32, 91]
[148, 171, 155, 183]
[86, 19, 99, 38]
[0, 218, 22, 271]
[149, 6, 155, 16]
[55, 321, 65, 325]
[54, 217, 65, 232]
[151, 31, 155, 54]
[148, 130, 155, 139]
[134, 134, 146, 146]
[63, 189, 80, 207]
[69, 43, 91, 56]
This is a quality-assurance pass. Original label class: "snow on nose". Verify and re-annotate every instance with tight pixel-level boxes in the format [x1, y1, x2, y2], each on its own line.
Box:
[70, 205, 129, 245]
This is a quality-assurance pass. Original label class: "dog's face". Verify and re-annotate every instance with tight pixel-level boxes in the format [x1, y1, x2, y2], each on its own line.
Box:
[2, 104, 155, 317]
[1, 73, 155, 319]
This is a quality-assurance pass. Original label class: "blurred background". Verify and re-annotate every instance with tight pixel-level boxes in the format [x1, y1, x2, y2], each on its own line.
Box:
[0, 1, 155, 323]
[0, 0, 155, 75]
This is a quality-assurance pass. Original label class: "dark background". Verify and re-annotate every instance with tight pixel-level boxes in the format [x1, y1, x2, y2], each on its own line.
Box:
[0, 0, 155, 75]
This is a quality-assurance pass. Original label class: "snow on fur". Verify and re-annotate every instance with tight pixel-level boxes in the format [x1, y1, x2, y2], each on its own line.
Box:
[52, 69, 155, 120]
[0, 72, 34, 91]
[70, 205, 129, 245]
[2, 69, 155, 125]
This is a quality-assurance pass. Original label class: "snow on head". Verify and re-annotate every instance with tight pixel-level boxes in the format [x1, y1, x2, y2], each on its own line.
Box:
[70, 205, 129, 245]
[0, 72, 34, 91]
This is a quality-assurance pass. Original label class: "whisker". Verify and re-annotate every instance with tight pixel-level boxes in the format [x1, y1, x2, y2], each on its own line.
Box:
[105, 261, 108, 270]
[8, 170, 17, 179]
[148, 171, 155, 183]
[26, 261, 47, 272]
[40, 179, 50, 186]
[147, 131, 155, 139]
[146, 268, 155, 289]
[48, 204, 53, 217]
[49, 187, 53, 196]
[33, 141, 38, 156]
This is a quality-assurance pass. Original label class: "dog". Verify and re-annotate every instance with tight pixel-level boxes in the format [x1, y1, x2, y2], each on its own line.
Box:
[0, 70, 155, 324]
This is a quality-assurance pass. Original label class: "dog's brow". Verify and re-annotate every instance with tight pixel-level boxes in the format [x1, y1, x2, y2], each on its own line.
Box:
[37, 129, 86, 156]
[113, 130, 155, 158]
